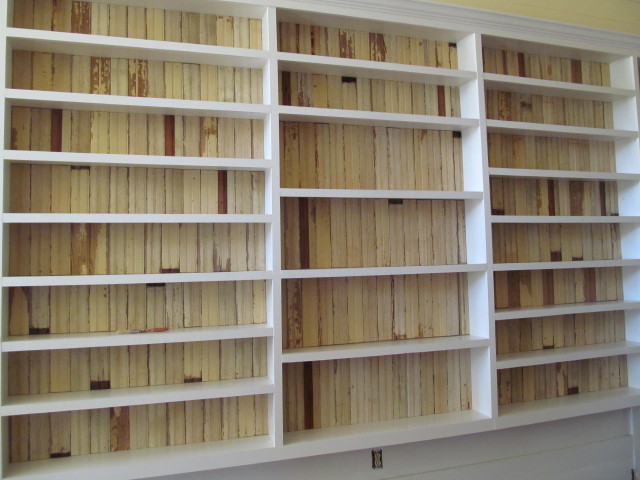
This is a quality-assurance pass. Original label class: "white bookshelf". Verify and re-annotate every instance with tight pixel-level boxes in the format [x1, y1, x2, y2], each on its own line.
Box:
[0, 0, 638, 479]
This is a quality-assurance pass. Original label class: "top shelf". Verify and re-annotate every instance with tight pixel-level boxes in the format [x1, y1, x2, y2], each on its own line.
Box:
[483, 73, 634, 102]
[277, 52, 474, 86]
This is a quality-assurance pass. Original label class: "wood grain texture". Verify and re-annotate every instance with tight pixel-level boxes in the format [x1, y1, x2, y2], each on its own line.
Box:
[496, 310, 625, 354]
[498, 356, 627, 406]
[282, 198, 467, 269]
[283, 273, 469, 348]
[488, 134, 616, 172]
[8, 395, 268, 462]
[281, 122, 463, 190]
[11, 107, 265, 159]
[278, 22, 457, 69]
[14, 1, 262, 49]
[483, 47, 610, 86]
[283, 350, 472, 431]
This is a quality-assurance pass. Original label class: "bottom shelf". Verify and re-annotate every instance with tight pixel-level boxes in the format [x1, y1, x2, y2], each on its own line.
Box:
[496, 386, 640, 429]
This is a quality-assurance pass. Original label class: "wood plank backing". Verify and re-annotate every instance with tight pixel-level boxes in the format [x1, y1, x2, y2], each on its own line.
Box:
[498, 356, 627, 406]
[8, 394, 268, 462]
[282, 198, 467, 269]
[277, 22, 457, 69]
[283, 350, 472, 432]
[13, 51, 262, 104]
[281, 122, 463, 191]
[283, 273, 469, 348]
[14, 1, 262, 49]
[482, 47, 610, 87]
[9, 223, 265, 275]
[10, 107, 265, 159]
[9, 164, 264, 214]
[494, 267, 623, 310]
[488, 134, 616, 172]
[496, 310, 626, 354]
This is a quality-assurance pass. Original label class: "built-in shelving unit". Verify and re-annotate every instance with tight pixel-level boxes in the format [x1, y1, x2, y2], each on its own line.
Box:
[0, 0, 638, 479]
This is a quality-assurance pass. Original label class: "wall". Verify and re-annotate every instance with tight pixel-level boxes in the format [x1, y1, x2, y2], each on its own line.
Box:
[423, 0, 640, 35]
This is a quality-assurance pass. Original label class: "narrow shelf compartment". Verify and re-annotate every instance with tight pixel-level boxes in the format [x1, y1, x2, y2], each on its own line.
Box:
[1, 377, 275, 416]
[283, 335, 490, 363]
[283, 409, 492, 451]
[277, 52, 475, 86]
[6, 89, 270, 118]
[483, 73, 634, 102]
[280, 189, 482, 200]
[282, 264, 486, 279]
[494, 300, 640, 321]
[3, 271, 273, 287]
[278, 106, 478, 130]
[7, 27, 268, 68]
[3, 324, 274, 352]
[496, 341, 640, 369]
[491, 215, 640, 224]
[492, 259, 640, 272]
[4, 435, 276, 480]
[488, 167, 640, 182]
[3, 214, 272, 224]
[486, 119, 637, 141]
[4, 150, 271, 170]
[496, 387, 640, 429]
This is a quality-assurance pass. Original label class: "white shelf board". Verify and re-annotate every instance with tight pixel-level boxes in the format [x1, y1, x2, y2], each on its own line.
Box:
[3, 150, 271, 171]
[488, 167, 640, 182]
[492, 259, 640, 272]
[2, 324, 273, 352]
[496, 341, 640, 369]
[283, 335, 490, 363]
[1, 377, 275, 416]
[486, 119, 637, 141]
[280, 188, 482, 200]
[3, 436, 276, 480]
[283, 410, 493, 453]
[7, 28, 268, 68]
[278, 52, 475, 86]
[2, 213, 272, 224]
[278, 105, 478, 130]
[6, 89, 269, 119]
[491, 215, 640, 224]
[495, 387, 640, 430]
[282, 264, 486, 279]
[2, 271, 273, 287]
[483, 73, 634, 102]
[494, 300, 640, 321]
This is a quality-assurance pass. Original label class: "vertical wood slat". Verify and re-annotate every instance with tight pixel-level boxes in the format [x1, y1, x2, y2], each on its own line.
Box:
[283, 350, 472, 432]
[9, 395, 269, 462]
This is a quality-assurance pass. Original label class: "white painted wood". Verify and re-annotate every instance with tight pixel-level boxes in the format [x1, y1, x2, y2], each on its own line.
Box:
[486, 119, 637, 141]
[488, 167, 640, 181]
[281, 264, 487, 279]
[493, 259, 640, 271]
[496, 387, 640, 429]
[279, 189, 483, 200]
[491, 215, 640, 224]
[6, 90, 270, 118]
[4, 150, 271, 170]
[2, 271, 273, 287]
[494, 300, 640, 321]
[483, 73, 634, 101]
[1, 377, 275, 416]
[496, 341, 640, 369]
[278, 106, 478, 129]
[2, 214, 273, 224]
[7, 28, 269, 68]
[277, 52, 475, 86]
[2, 324, 274, 352]
[283, 336, 490, 363]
